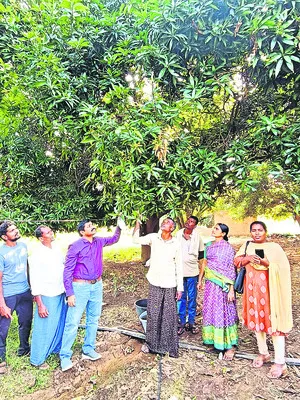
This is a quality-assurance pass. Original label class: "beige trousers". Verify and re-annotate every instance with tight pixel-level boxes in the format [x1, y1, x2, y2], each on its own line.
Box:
[255, 332, 285, 364]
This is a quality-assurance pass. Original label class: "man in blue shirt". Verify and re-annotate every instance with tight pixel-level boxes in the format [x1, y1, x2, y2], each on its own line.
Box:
[0, 221, 33, 374]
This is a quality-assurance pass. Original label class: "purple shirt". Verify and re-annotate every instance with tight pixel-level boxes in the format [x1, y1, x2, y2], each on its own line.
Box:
[63, 227, 121, 296]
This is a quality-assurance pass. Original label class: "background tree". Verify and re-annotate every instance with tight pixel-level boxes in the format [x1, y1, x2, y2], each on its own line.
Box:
[215, 164, 300, 223]
[0, 0, 299, 232]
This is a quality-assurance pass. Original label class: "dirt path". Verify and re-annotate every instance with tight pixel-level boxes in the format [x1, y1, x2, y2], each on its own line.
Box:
[22, 237, 300, 400]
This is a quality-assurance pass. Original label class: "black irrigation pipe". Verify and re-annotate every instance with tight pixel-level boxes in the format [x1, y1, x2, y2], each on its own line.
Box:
[78, 325, 300, 366]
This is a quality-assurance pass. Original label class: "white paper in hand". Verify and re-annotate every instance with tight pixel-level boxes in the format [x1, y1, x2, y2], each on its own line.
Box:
[117, 216, 126, 230]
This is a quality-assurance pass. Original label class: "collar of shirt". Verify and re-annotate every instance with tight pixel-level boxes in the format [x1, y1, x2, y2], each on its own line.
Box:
[156, 234, 177, 244]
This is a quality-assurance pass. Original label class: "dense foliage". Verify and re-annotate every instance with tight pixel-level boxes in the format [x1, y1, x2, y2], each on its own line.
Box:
[215, 164, 300, 224]
[0, 0, 299, 231]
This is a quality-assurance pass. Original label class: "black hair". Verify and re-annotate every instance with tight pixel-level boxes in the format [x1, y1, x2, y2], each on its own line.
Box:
[35, 225, 47, 239]
[217, 222, 229, 241]
[250, 220, 267, 232]
[77, 219, 91, 236]
[189, 215, 199, 225]
[0, 220, 14, 240]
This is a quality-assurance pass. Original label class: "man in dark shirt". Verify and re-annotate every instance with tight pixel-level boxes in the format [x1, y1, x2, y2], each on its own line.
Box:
[60, 219, 123, 372]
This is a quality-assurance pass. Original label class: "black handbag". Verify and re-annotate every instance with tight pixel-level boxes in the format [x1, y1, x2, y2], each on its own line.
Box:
[234, 266, 246, 294]
[234, 241, 250, 294]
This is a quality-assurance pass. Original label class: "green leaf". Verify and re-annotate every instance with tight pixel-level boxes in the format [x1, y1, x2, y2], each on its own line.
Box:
[275, 58, 283, 77]
[270, 37, 277, 51]
[290, 55, 300, 62]
[67, 38, 90, 48]
[284, 56, 294, 72]
[282, 38, 295, 46]
[158, 68, 166, 79]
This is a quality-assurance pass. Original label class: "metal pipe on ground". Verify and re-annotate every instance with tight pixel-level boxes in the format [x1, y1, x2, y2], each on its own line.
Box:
[78, 325, 300, 366]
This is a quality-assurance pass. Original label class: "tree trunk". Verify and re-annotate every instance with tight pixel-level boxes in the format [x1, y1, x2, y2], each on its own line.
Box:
[140, 215, 160, 263]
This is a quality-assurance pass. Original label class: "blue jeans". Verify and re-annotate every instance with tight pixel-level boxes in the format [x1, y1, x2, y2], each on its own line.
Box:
[177, 276, 198, 325]
[0, 289, 33, 362]
[60, 280, 103, 361]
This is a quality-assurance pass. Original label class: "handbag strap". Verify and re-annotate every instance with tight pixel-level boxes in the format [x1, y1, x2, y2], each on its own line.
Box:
[238, 240, 251, 269]
[244, 240, 251, 256]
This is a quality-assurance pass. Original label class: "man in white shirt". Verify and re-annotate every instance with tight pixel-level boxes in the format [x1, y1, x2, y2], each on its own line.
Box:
[29, 226, 67, 368]
[133, 217, 183, 358]
[176, 216, 204, 335]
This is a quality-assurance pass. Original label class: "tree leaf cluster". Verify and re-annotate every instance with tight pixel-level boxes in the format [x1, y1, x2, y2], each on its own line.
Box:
[0, 0, 299, 230]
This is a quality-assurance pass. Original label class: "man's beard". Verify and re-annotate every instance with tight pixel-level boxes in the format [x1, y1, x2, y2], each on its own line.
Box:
[10, 236, 20, 242]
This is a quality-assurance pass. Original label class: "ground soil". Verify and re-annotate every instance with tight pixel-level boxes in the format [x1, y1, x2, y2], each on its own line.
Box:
[23, 237, 300, 400]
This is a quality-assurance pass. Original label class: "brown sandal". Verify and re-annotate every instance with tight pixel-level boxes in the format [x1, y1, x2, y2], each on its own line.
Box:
[267, 363, 287, 379]
[252, 353, 271, 368]
[178, 325, 185, 335]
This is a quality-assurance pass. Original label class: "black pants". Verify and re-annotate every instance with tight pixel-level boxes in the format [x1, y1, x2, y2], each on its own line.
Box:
[0, 289, 33, 362]
[146, 284, 179, 358]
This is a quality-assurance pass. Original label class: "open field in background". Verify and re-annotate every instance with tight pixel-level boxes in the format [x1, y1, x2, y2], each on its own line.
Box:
[22, 227, 142, 261]
[21, 226, 249, 261]
[21, 220, 300, 259]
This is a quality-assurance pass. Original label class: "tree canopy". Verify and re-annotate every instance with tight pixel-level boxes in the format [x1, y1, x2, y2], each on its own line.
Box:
[0, 0, 299, 232]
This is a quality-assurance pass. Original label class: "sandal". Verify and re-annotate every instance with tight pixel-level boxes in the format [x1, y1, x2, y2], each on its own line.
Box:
[38, 362, 49, 370]
[252, 353, 271, 368]
[267, 363, 287, 379]
[188, 324, 199, 334]
[223, 348, 235, 361]
[178, 325, 185, 335]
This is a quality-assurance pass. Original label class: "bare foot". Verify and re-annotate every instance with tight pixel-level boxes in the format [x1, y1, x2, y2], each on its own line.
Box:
[223, 348, 235, 361]
[141, 344, 150, 354]
[252, 353, 271, 368]
[0, 361, 7, 374]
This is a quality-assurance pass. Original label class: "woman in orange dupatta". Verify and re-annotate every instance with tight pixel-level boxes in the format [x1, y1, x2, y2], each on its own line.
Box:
[234, 221, 293, 379]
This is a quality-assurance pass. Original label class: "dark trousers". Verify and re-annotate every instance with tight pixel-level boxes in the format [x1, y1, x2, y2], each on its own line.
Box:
[0, 289, 33, 362]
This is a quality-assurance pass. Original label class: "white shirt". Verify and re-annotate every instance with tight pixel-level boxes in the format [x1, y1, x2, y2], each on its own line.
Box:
[176, 228, 204, 277]
[133, 231, 183, 291]
[29, 243, 65, 296]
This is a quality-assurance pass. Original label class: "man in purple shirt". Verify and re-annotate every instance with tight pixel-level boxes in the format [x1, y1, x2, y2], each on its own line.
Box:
[60, 219, 122, 372]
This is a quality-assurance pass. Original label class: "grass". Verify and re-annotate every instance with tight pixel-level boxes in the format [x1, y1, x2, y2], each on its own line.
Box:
[103, 246, 141, 262]
[0, 314, 56, 399]
[0, 309, 86, 400]
[0, 232, 141, 399]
